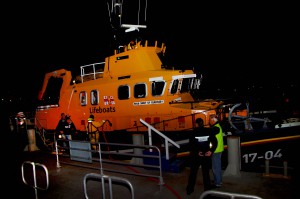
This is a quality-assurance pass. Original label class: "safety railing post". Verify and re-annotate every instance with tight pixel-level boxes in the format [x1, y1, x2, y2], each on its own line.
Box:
[21, 161, 49, 199]
[283, 161, 288, 177]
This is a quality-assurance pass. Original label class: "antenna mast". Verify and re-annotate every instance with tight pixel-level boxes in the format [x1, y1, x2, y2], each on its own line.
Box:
[107, 0, 147, 51]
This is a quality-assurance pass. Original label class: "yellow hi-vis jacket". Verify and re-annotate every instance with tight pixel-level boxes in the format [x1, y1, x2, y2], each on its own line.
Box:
[86, 120, 104, 133]
[213, 123, 224, 153]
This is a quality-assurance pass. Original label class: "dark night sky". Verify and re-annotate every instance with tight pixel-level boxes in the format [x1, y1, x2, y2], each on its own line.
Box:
[2, 1, 299, 106]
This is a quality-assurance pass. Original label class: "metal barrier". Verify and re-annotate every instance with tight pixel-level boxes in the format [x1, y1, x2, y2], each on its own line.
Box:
[263, 159, 291, 179]
[199, 190, 263, 199]
[55, 140, 165, 185]
[83, 173, 134, 199]
[21, 161, 49, 199]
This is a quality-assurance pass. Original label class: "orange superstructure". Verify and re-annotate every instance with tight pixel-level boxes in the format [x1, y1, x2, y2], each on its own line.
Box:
[35, 40, 221, 134]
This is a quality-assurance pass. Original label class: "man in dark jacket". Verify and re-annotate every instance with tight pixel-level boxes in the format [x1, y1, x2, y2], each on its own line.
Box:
[55, 114, 77, 153]
[63, 116, 78, 140]
[55, 113, 66, 139]
[186, 117, 218, 195]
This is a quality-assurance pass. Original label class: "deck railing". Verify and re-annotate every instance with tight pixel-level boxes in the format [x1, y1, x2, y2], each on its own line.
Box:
[55, 140, 165, 186]
[80, 62, 105, 82]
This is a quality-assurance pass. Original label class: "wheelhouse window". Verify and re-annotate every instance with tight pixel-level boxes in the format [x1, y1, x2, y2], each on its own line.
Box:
[118, 85, 130, 100]
[151, 81, 165, 96]
[91, 90, 99, 105]
[80, 91, 87, 106]
[181, 78, 192, 93]
[170, 79, 179, 94]
[134, 83, 147, 98]
[170, 74, 200, 94]
[181, 76, 202, 92]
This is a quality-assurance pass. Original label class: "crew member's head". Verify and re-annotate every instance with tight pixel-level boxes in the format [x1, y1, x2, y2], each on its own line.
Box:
[88, 115, 94, 122]
[65, 115, 71, 123]
[195, 118, 204, 127]
[61, 113, 66, 120]
[209, 114, 218, 125]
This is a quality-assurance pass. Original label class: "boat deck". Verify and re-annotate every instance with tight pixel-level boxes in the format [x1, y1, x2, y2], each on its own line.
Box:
[8, 150, 298, 199]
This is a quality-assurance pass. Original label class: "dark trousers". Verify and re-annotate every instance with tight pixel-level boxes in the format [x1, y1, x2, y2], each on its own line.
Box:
[186, 155, 212, 194]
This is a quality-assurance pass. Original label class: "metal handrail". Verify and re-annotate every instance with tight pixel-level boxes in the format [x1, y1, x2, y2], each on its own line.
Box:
[199, 190, 263, 199]
[21, 161, 49, 199]
[80, 62, 105, 82]
[83, 173, 135, 199]
[139, 118, 180, 160]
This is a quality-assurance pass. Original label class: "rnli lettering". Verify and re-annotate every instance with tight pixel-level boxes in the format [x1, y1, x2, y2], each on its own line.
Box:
[133, 100, 164, 106]
[89, 106, 116, 113]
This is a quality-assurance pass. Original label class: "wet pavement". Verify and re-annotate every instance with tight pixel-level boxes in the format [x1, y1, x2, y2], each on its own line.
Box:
[8, 150, 298, 199]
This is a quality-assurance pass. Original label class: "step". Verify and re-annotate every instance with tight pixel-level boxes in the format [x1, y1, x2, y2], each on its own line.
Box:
[170, 159, 186, 173]
[142, 150, 181, 172]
